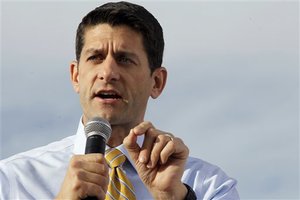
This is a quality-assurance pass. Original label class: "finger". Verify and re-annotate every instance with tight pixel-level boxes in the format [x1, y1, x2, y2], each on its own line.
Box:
[81, 161, 109, 175]
[159, 138, 176, 165]
[139, 127, 157, 164]
[165, 133, 175, 141]
[75, 168, 109, 187]
[163, 137, 189, 161]
[123, 129, 141, 163]
[130, 121, 156, 164]
[85, 153, 106, 164]
[71, 154, 106, 165]
[70, 154, 108, 174]
[131, 121, 154, 136]
[147, 134, 173, 168]
[173, 138, 189, 158]
[77, 181, 106, 200]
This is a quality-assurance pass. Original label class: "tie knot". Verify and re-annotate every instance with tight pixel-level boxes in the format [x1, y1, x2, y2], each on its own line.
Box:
[105, 148, 126, 168]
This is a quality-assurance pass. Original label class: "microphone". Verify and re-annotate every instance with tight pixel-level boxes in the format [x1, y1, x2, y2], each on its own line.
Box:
[83, 117, 112, 200]
[84, 117, 112, 154]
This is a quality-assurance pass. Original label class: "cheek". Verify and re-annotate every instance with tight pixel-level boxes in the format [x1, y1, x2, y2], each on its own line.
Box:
[78, 69, 95, 91]
[133, 78, 153, 99]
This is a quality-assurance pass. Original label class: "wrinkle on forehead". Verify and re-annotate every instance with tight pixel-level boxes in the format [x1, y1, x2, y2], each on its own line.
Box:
[82, 24, 145, 56]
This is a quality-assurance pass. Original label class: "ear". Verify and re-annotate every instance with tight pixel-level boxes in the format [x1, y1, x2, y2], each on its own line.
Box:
[150, 67, 167, 99]
[70, 60, 80, 93]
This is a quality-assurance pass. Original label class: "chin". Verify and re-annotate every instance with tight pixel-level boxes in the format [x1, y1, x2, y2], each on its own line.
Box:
[91, 113, 112, 121]
[92, 111, 121, 123]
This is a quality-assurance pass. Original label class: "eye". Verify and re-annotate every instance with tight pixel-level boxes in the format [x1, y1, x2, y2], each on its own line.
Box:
[87, 54, 104, 62]
[117, 55, 135, 65]
[87, 55, 96, 60]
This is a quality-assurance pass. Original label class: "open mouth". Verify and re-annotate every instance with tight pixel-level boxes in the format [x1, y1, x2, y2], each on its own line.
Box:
[95, 91, 122, 100]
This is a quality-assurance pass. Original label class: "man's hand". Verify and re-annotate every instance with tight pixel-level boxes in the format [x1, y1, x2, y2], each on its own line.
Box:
[55, 154, 109, 200]
[123, 121, 189, 200]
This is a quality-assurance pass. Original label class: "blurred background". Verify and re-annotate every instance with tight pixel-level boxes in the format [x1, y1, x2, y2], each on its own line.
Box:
[1, 1, 299, 199]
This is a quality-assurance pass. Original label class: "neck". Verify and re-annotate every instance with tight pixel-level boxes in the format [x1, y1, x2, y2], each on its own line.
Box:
[107, 121, 140, 147]
[107, 126, 127, 147]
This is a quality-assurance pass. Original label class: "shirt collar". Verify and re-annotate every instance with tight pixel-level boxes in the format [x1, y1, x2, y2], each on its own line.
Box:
[73, 117, 144, 170]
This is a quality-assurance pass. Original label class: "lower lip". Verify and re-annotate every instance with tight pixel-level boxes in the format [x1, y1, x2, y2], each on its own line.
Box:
[94, 97, 122, 104]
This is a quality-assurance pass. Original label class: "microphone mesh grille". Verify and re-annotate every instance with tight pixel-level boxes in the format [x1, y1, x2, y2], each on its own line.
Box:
[84, 117, 112, 142]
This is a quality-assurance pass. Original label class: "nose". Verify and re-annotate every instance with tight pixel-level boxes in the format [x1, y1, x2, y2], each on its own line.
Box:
[97, 55, 120, 82]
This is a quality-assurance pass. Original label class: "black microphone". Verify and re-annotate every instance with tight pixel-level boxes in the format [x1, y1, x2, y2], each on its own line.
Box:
[83, 117, 112, 200]
[85, 117, 112, 154]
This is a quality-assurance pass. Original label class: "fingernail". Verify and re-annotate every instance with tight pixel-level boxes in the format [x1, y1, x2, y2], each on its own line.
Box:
[147, 161, 152, 168]
[139, 156, 145, 163]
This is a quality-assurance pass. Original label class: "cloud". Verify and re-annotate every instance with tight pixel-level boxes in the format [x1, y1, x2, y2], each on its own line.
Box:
[1, 1, 299, 199]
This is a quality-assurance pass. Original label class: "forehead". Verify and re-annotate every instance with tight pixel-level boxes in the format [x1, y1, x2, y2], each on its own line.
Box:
[82, 24, 145, 54]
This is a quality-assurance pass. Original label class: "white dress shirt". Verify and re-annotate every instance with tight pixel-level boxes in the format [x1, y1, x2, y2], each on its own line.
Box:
[0, 119, 239, 199]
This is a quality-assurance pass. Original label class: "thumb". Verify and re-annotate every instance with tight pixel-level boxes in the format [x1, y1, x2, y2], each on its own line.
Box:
[123, 129, 141, 163]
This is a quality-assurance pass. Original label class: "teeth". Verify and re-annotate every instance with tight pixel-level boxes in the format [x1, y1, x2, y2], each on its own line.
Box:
[101, 92, 117, 95]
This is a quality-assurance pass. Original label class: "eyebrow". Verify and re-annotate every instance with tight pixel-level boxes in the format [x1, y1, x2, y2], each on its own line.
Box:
[115, 51, 138, 59]
[84, 48, 104, 55]
[84, 48, 141, 64]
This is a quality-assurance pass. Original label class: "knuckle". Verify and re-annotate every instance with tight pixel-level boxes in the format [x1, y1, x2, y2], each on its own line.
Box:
[102, 176, 109, 189]
[155, 134, 164, 143]
[94, 154, 104, 163]
[185, 145, 190, 155]
[168, 141, 175, 149]
[90, 184, 98, 191]
[99, 163, 108, 174]
[73, 178, 85, 191]
[144, 121, 153, 126]
[70, 156, 82, 168]
[90, 184, 103, 197]
[157, 134, 164, 139]
[103, 162, 109, 171]
[144, 121, 155, 130]
[176, 137, 184, 143]
[78, 186, 87, 199]
[167, 132, 174, 138]
[97, 188, 106, 200]
[148, 128, 158, 137]
[74, 169, 85, 179]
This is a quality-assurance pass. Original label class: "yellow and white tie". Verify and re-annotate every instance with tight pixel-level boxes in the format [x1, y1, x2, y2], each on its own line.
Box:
[105, 148, 136, 200]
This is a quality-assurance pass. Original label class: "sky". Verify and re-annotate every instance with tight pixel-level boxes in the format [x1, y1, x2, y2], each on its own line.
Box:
[1, 0, 299, 199]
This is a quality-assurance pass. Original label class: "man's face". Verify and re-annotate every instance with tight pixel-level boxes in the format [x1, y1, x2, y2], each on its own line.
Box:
[71, 24, 166, 126]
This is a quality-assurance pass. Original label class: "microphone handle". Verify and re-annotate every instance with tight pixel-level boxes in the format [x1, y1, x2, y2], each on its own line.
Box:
[85, 135, 106, 154]
[83, 135, 106, 200]
[82, 197, 98, 200]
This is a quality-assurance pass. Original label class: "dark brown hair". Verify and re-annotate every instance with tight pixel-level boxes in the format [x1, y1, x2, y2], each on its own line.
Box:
[75, 1, 164, 72]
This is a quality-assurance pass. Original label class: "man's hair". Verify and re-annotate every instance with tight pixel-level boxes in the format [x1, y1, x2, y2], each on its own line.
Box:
[75, 1, 164, 72]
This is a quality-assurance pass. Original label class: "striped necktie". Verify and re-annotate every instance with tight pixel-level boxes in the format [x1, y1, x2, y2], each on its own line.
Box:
[105, 148, 136, 200]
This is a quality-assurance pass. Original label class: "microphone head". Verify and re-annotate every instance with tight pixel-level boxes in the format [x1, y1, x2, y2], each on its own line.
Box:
[84, 117, 112, 143]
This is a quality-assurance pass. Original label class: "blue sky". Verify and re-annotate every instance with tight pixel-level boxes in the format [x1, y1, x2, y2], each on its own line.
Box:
[1, 1, 299, 199]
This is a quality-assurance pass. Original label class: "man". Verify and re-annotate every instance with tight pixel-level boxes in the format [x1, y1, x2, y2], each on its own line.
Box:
[0, 2, 239, 199]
